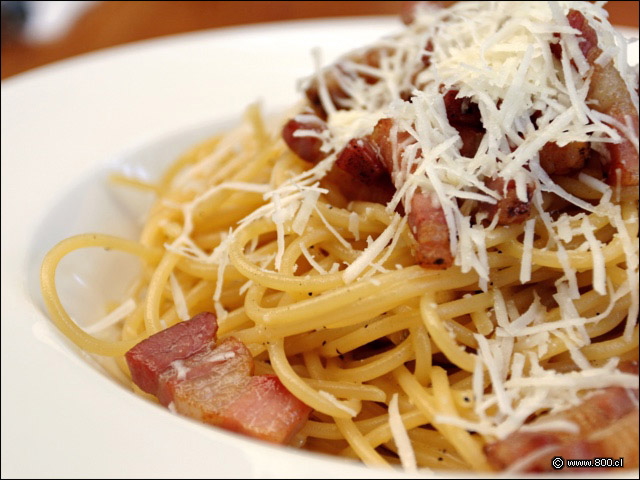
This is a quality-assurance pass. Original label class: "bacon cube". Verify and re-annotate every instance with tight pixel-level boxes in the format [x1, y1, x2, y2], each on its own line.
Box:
[125, 312, 218, 395]
[218, 375, 313, 444]
[157, 337, 253, 407]
[126, 313, 312, 445]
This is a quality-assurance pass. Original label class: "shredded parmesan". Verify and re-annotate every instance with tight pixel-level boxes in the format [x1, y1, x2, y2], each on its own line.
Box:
[519, 218, 536, 284]
[169, 273, 190, 321]
[85, 298, 136, 334]
[318, 390, 358, 417]
[300, 243, 327, 274]
[348, 211, 360, 241]
[580, 217, 606, 295]
[342, 213, 402, 283]
[388, 394, 418, 473]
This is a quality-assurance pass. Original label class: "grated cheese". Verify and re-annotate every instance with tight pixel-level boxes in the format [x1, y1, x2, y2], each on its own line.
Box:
[318, 390, 358, 417]
[85, 298, 136, 334]
[519, 218, 536, 284]
[580, 217, 606, 295]
[348, 211, 360, 241]
[292, 190, 321, 235]
[388, 394, 418, 473]
[342, 213, 401, 283]
[169, 273, 190, 322]
[300, 243, 327, 274]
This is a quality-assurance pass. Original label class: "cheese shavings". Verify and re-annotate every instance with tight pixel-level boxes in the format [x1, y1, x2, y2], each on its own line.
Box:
[85, 298, 136, 334]
[292, 190, 321, 235]
[169, 273, 190, 321]
[348, 211, 360, 241]
[342, 213, 402, 283]
[300, 243, 327, 274]
[318, 390, 358, 417]
[388, 393, 418, 473]
[519, 219, 536, 284]
[580, 217, 606, 295]
[450, 352, 639, 440]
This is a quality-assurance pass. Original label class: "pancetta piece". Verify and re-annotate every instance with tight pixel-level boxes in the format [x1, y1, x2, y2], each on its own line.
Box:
[335, 137, 389, 184]
[322, 166, 396, 205]
[482, 177, 534, 225]
[443, 89, 483, 129]
[218, 374, 313, 444]
[407, 192, 454, 268]
[304, 47, 393, 117]
[125, 311, 217, 396]
[126, 313, 312, 445]
[157, 336, 253, 407]
[539, 141, 590, 176]
[369, 118, 454, 268]
[281, 112, 329, 164]
[554, 10, 639, 186]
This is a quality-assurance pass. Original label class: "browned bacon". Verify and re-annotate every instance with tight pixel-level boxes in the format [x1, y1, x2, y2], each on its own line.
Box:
[539, 141, 590, 175]
[482, 177, 533, 225]
[364, 118, 454, 268]
[218, 374, 312, 444]
[368, 118, 411, 172]
[305, 48, 385, 117]
[442, 89, 485, 158]
[282, 113, 328, 164]
[125, 311, 217, 396]
[457, 125, 485, 158]
[335, 137, 389, 184]
[126, 313, 312, 444]
[322, 166, 396, 205]
[156, 336, 253, 407]
[485, 363, 640, 472]
[555, 10, 639, 186]
[443, 89, 483, 129]
[408, 192, 454, 268]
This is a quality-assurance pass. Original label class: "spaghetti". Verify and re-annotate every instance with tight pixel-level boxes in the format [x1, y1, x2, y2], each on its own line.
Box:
[41, 1, 639, 473]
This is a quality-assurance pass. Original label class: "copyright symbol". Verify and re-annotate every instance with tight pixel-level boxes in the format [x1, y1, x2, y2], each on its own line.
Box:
[551, 456, 565, 470]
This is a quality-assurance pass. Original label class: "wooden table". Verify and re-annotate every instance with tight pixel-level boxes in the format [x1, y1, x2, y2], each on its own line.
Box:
[2, 1, 638, 80]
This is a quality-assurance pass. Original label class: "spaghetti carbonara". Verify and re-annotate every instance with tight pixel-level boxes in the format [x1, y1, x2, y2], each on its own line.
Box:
[41, 1, 639, 473]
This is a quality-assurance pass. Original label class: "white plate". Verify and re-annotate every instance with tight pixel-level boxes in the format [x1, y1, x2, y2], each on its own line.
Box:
[1, 17, 638, 479]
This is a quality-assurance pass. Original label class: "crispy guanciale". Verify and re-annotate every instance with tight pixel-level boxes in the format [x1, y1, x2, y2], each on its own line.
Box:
[481, 177, 534, 225]
[539, 140, 590, 176]
[369, 118, 455, 268]
[125, 311, 218, 396]
[553, 9, 639, 186]
[281, 112, 328, 164]
[125, 313, 311, 444]
[485, 362, 640, 472]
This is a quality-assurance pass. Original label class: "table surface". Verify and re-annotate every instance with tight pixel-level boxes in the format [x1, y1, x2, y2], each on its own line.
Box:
[1, 1, 638, 80]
